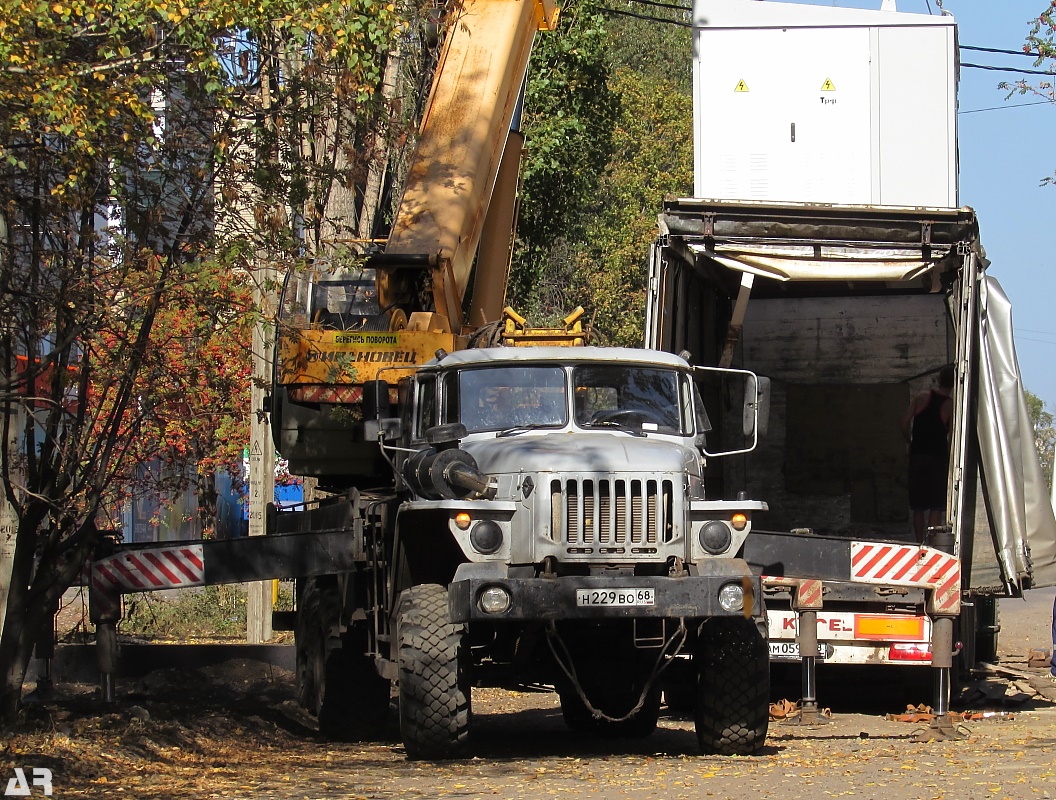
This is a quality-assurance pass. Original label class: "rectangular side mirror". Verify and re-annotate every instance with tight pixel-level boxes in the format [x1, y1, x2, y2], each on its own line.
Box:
[743, 375, 771, 438]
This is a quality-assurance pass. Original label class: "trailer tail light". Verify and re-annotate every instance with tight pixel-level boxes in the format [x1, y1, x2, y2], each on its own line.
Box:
[888, 643, 931, 662]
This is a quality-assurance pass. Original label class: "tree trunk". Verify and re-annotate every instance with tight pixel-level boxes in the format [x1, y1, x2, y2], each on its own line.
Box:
[0, 515, 42, 725]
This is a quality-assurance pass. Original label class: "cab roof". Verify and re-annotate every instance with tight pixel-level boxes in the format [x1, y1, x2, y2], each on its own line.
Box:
[422, 346, 692, 370]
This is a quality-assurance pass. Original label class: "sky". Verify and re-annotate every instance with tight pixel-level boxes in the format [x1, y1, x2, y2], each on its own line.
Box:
[762, 0, 1056, 407]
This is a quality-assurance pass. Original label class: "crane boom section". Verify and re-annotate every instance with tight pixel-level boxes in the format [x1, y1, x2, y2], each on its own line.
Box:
[381, 0, 558, 321]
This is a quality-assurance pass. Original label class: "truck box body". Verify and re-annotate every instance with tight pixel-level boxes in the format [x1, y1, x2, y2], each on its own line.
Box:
[646, 198, 1056, 665]
[693, 0, 957, 208]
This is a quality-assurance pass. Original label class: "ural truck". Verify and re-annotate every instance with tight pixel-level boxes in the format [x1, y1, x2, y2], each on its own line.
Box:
[274, 345, 771, 757]
[645, 198, 1056, 687]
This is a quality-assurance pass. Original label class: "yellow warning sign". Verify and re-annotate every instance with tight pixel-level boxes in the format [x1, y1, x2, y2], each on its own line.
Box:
[734, 79, 749, 93]
[821, 78, 836, 91]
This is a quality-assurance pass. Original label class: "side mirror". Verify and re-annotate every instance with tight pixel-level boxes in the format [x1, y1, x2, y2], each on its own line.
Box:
[743, 375, 771, 438]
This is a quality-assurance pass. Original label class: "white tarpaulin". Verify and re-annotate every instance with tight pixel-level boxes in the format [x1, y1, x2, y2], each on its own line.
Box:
[976, 277, 1056, 590]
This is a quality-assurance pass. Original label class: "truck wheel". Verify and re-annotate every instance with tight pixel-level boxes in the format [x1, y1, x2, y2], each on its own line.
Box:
[558, 685, 662, 738]
[296, 578, 391, 741]
[396, 584, 471, 759]
[693, 618, 769, 756]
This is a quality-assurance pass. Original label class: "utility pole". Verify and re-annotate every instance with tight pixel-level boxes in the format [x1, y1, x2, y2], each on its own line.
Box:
[246, 270, 274, 644]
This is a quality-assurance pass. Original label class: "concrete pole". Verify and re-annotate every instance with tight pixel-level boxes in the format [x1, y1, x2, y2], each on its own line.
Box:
[246, 268, 274, 644]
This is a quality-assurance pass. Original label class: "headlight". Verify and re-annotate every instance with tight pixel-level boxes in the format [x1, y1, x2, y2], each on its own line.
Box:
[470, 520, 503, 554]
[718, 583, 744, 613]
[478, 585, 511, 614]
[699, 521, 732, 554]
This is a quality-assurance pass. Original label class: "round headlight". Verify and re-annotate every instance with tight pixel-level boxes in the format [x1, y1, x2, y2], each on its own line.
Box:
[699, 521, 732, 554]
[479, 585, 511, 614]
[718, 583, 744, 613]
[470, 520, 503, 554]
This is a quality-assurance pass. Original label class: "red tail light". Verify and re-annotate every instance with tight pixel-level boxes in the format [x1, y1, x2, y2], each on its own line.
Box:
[888, 642, 931, 662]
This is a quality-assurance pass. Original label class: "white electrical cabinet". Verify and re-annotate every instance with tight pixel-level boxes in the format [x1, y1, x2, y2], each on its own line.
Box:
[693, 1, 958, 208]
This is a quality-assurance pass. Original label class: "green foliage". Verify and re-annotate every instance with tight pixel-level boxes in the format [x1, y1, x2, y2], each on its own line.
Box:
[511, 0, 619, 317]
[571, 68, 693, 346]
[1026, 389, 1055, 489]
[603, 3, 692, 95]
[122, 585, 250, 640]
[511, 5, 693, 339]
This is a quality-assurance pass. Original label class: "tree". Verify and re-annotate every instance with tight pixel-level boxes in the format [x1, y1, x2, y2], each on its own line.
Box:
[510, 0, 619, 320]
[1001, 3, 1056, 184]
[0, 0, 406, 722]
[511, 5, 693, 341]
[570, 66, 693, 346]
[1025, 390, 1055, 491]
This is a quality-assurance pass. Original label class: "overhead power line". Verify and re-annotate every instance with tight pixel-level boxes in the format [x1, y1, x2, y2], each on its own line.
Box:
[620, 0, 690, 12]
[962, 44, 1046, 59]
[960, 99, 1053, 114]
[595, 5, 692, 27]
[967, 62, 1056, 75]
[589, 11, 1056, 76]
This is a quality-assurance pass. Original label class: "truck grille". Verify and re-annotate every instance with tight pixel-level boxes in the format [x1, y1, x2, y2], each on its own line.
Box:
[551, 478, 675, 545]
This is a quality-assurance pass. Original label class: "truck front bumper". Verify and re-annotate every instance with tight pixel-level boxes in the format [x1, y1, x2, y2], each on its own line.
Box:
[449, 572, 763, 623]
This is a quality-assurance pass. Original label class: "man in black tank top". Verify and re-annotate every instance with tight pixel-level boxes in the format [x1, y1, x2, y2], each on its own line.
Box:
[900, 365, 955, 544]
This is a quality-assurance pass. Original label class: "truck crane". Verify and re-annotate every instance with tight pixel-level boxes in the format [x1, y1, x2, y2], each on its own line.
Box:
[87, 0, 775, 759]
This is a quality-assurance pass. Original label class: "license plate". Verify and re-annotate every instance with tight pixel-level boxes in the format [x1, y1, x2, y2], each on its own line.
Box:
[769, 641, 827, 660]
[575, 588, 655, 607]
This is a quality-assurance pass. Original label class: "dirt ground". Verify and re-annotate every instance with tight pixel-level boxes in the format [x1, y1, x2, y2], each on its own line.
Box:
[3, 589, 1055, 800]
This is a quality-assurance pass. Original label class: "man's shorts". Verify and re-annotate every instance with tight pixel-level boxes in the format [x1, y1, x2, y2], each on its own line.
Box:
[908, 453, 948, 511]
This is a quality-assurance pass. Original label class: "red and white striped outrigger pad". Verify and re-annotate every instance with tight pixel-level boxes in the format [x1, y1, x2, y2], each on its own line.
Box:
[92, 544, 206, 593]
[850, 542, 961, 614]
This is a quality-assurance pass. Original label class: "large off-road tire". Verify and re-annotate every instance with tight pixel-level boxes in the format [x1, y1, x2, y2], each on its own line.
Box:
[694, 617, 770, 755]
[559, 684, 662, 738]
[296, 578, 391, 741]
[396, 584, 471, 760]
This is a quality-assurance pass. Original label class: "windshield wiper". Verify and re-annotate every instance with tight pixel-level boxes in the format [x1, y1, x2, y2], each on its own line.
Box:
[582, 420, 645, 437]
[497, 424, 555, 438]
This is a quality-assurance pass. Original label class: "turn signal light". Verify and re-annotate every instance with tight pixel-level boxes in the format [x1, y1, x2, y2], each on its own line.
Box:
[454, 512, 472, 530]
[731, 513, 748, 531]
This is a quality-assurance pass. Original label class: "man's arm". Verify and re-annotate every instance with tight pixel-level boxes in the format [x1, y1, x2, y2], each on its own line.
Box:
[901, 392, 926, 443]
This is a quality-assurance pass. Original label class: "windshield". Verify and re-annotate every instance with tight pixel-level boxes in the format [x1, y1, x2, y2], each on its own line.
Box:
[573, 365, 687, 435]
[449, 366, 568, 433]
[279, 265, 381, 330]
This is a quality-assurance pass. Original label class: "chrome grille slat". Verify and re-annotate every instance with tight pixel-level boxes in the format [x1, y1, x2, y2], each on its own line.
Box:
[552, 477, 675, 547]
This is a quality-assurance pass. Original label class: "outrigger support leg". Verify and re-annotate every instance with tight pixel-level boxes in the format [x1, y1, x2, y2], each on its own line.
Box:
[791, 579, 829, 726]
[89, 580, 122, 704]
[914, 615, 964, 741]
[797, 609, 826, 724]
